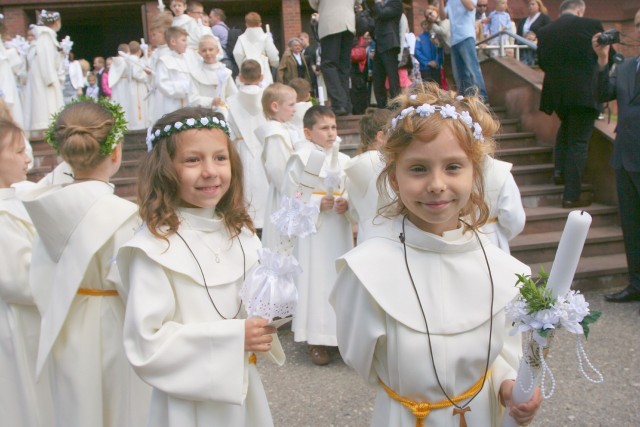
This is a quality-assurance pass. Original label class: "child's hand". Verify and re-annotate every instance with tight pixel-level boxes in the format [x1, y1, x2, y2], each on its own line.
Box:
[334, 197, 348, 215]
[212, 97, 222, 107]
[500, 379, 542, 426]
[320, 195, 335, 212]
[244, 318, 276, 353]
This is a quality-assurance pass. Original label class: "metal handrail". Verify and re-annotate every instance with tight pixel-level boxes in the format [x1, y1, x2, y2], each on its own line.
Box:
[475, 29, 537, 61]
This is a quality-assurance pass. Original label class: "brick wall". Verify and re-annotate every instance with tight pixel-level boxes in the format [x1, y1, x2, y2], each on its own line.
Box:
[282, 0, 302, 44]
[2, 7, 28, 37]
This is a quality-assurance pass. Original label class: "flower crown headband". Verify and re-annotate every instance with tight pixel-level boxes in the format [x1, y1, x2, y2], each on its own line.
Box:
[390, 96, 484, 142]
[146, 116, 231, 152]
[45, 96, 128, 157]
[39, 10, 61, 24]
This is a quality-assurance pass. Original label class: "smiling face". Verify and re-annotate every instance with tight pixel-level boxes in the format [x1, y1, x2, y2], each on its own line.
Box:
[173, 128, 231, 208]
[0, 132, 31, 188]
[390, 126, 474, 236]
[304, 115, 337, 149]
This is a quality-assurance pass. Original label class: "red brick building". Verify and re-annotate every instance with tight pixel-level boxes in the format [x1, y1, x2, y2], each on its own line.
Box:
[0, 1, 638, 61]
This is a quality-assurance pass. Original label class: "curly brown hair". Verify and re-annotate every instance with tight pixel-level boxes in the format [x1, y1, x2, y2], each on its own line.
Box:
[377, 82, 499, 231]
[138, 107, 254, 241]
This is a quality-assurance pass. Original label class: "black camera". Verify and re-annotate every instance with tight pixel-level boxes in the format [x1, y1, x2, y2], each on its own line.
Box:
[597, 29, 620, 46]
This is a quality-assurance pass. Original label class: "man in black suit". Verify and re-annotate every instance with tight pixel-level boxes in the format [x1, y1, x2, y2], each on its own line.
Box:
[595, 9, 640, 304]
[537, 0, 603, 208]
[370, 0, 403, 108]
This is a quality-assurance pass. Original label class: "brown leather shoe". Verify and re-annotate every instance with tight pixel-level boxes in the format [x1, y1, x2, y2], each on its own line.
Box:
[308, 345, 330, 366]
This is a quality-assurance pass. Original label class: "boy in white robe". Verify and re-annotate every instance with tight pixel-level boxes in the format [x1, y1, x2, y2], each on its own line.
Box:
[155, 26, 194, 119]
[285, 105, 354, 366]
[254, 83, 298, 249]
[108, 44, 132, 121]
[146, 12, 173, 124]
[233, 12, 280, 87]
[0, 118, 53, 427]
[126, 41, 150, 130]
[190, 34, 237, 118]
[287, 77, 313, 144]
[170, 0, 203, 51]
[0, 22, 26, 128]
[226, 60, 268, 233]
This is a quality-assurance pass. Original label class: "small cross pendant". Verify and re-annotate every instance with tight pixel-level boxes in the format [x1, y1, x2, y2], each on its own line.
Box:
[452, 406, 471, 427]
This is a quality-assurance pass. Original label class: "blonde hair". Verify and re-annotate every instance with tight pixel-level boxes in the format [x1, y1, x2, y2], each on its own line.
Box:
[0, 118, 24, 153]
[51, 101, 116, 172]
[165, 26, 188, 43]
[377, 82, 499, 231]
[261, 83, 296, 120]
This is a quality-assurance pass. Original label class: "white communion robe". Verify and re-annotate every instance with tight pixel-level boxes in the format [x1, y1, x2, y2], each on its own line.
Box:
[233, 27, 280, 87]
[25, 26, 64, 131]
[22, 181, 151, 427]
[173, 14, 204, 52]
[480, 157, 526, 254]
[0, 42, 26, 127]
[285, 140, 354, 346]
[255, 120, 298, 249]
[127, 55, 150, 130]
[147, 44, 171, 124]
[117, 208, 285, 427]
[108, 56, 132, 122]
[226, 85, 268, 228]
[0, 188, 53, 427]
[330, 216, 529, 427]
[155, 50, 193, 119]
[344, 149, 389, 244]
[190, 60, 237, 118]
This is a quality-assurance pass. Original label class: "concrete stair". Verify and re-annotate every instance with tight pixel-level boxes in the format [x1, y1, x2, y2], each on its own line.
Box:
[26, 109, 628, 291]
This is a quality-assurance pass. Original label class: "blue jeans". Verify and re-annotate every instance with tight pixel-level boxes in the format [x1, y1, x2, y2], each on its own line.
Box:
[451, 37, 488, 100]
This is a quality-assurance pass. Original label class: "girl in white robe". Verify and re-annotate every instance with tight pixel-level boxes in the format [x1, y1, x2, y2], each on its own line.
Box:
[24, 12, 64, 132]
[0, 119, 53, 427]
[0, 21, 26, 128]
[330, 84, 543, 427]
[22, 99, 151, 427]
[118, 107, 284, 427]
[191, 35, 237, 118]
[254, 83, 298, 249]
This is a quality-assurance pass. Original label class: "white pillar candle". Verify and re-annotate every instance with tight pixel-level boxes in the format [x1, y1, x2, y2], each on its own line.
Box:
[318, 87, 325, 105]
[330, 138, 340, 169]
[266, 24, 270, 34]
[546, 210, 592, 298]
[157, 0, 164, 11]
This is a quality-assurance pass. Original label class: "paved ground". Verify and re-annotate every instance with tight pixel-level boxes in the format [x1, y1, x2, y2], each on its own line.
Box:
[259, 289, 640, 426]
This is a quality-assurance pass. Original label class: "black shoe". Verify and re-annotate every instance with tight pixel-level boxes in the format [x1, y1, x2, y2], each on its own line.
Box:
[604, 286, 640, 302]
[562, 199, 591, 209]
[333, 107, 349, 116]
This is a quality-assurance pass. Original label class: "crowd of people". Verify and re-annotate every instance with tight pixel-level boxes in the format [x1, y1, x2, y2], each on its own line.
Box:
[0, 0, 638, 426]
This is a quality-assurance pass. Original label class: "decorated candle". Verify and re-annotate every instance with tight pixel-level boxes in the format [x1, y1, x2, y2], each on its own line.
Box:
[318, 87, 325, 105]
[546, 210, 592, 298]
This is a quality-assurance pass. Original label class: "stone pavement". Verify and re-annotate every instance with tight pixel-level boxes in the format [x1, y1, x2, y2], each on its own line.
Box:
[259, 289, 640, 426]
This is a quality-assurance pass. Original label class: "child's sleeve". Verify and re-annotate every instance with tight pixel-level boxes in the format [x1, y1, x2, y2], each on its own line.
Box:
[0, 214, 35, 305]
[497, 173, 526, 242]
[262, 134, 292, 192]
[156, 60, 191, 99]
[489, 314, 522, 396]
[121, 249, 248, 404]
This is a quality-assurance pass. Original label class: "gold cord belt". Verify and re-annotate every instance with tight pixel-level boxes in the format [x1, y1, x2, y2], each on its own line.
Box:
[486, 217, 498, 224]
[312, 191, 343, 197]
[77, 288, 119, 297]
[248, 353, 257, 365]
[379, 370, 490, 427]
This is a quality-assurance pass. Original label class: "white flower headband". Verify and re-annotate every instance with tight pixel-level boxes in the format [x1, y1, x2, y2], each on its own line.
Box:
[390, 96, 484, 142]
[40, 10, 61, 24]
[146, 116, 231, 152]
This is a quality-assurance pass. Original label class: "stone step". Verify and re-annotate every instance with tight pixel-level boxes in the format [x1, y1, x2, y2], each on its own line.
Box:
[495, 146, 553, 166]
[31, 148, 59, 169]
[522, 204, 619, 234]
[491, 106, 508, 119]
[336, 114, 362, 131]
[498, 118, 520, 134]
[519, 183, 594, 208]
[29, 136, 49, 153]
[26, 165, 55, 182]
[510, 226, 624, 265]
[114, 159, 141, 179]
[112, 176, 138, 199]
[527, 253, 629, 292]
[512, 163, 554, 186]
[494, 132, 537, 149]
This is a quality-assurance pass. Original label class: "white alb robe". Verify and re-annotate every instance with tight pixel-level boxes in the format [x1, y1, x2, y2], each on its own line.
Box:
[118, 208, 284, 427]
[0, 188, 53, 427]
[24, 26, 64, 131]
[480, 157, 526, 254]
[190, 60, 237, 118]
[233, 27, 280, 87]
[127, 55, 149, 130]
[286, 140, 354, 346]
[226, 85, 268, 228]
[254, 120, 297, 249]
[330, 216, 528, 426]
[155, 51, 193, 118]
[173, 14, 204, 51]
[108, 56, 132, 121]
[23, 181, 151, 427]
[147, 44, 171, 124]
[0, 43, 26, 127]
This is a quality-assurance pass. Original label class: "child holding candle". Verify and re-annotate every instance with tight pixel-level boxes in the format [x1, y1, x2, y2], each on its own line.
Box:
[118, 107, 283, 427]
[286, 105, 353, 365]
[254, 83, 298, 249]
[330, 83, 542, 425]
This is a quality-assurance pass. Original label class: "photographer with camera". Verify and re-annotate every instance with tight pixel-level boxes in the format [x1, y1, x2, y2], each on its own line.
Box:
[537, 0, 603, 209]
[594, 9, 640, 306]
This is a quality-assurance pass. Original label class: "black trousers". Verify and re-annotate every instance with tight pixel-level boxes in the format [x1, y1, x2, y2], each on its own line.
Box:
[372, 47, 400, 108]
[553, 106, 598, 201]
[616, 167, 640, 291]
[320, 31, 354, 113]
